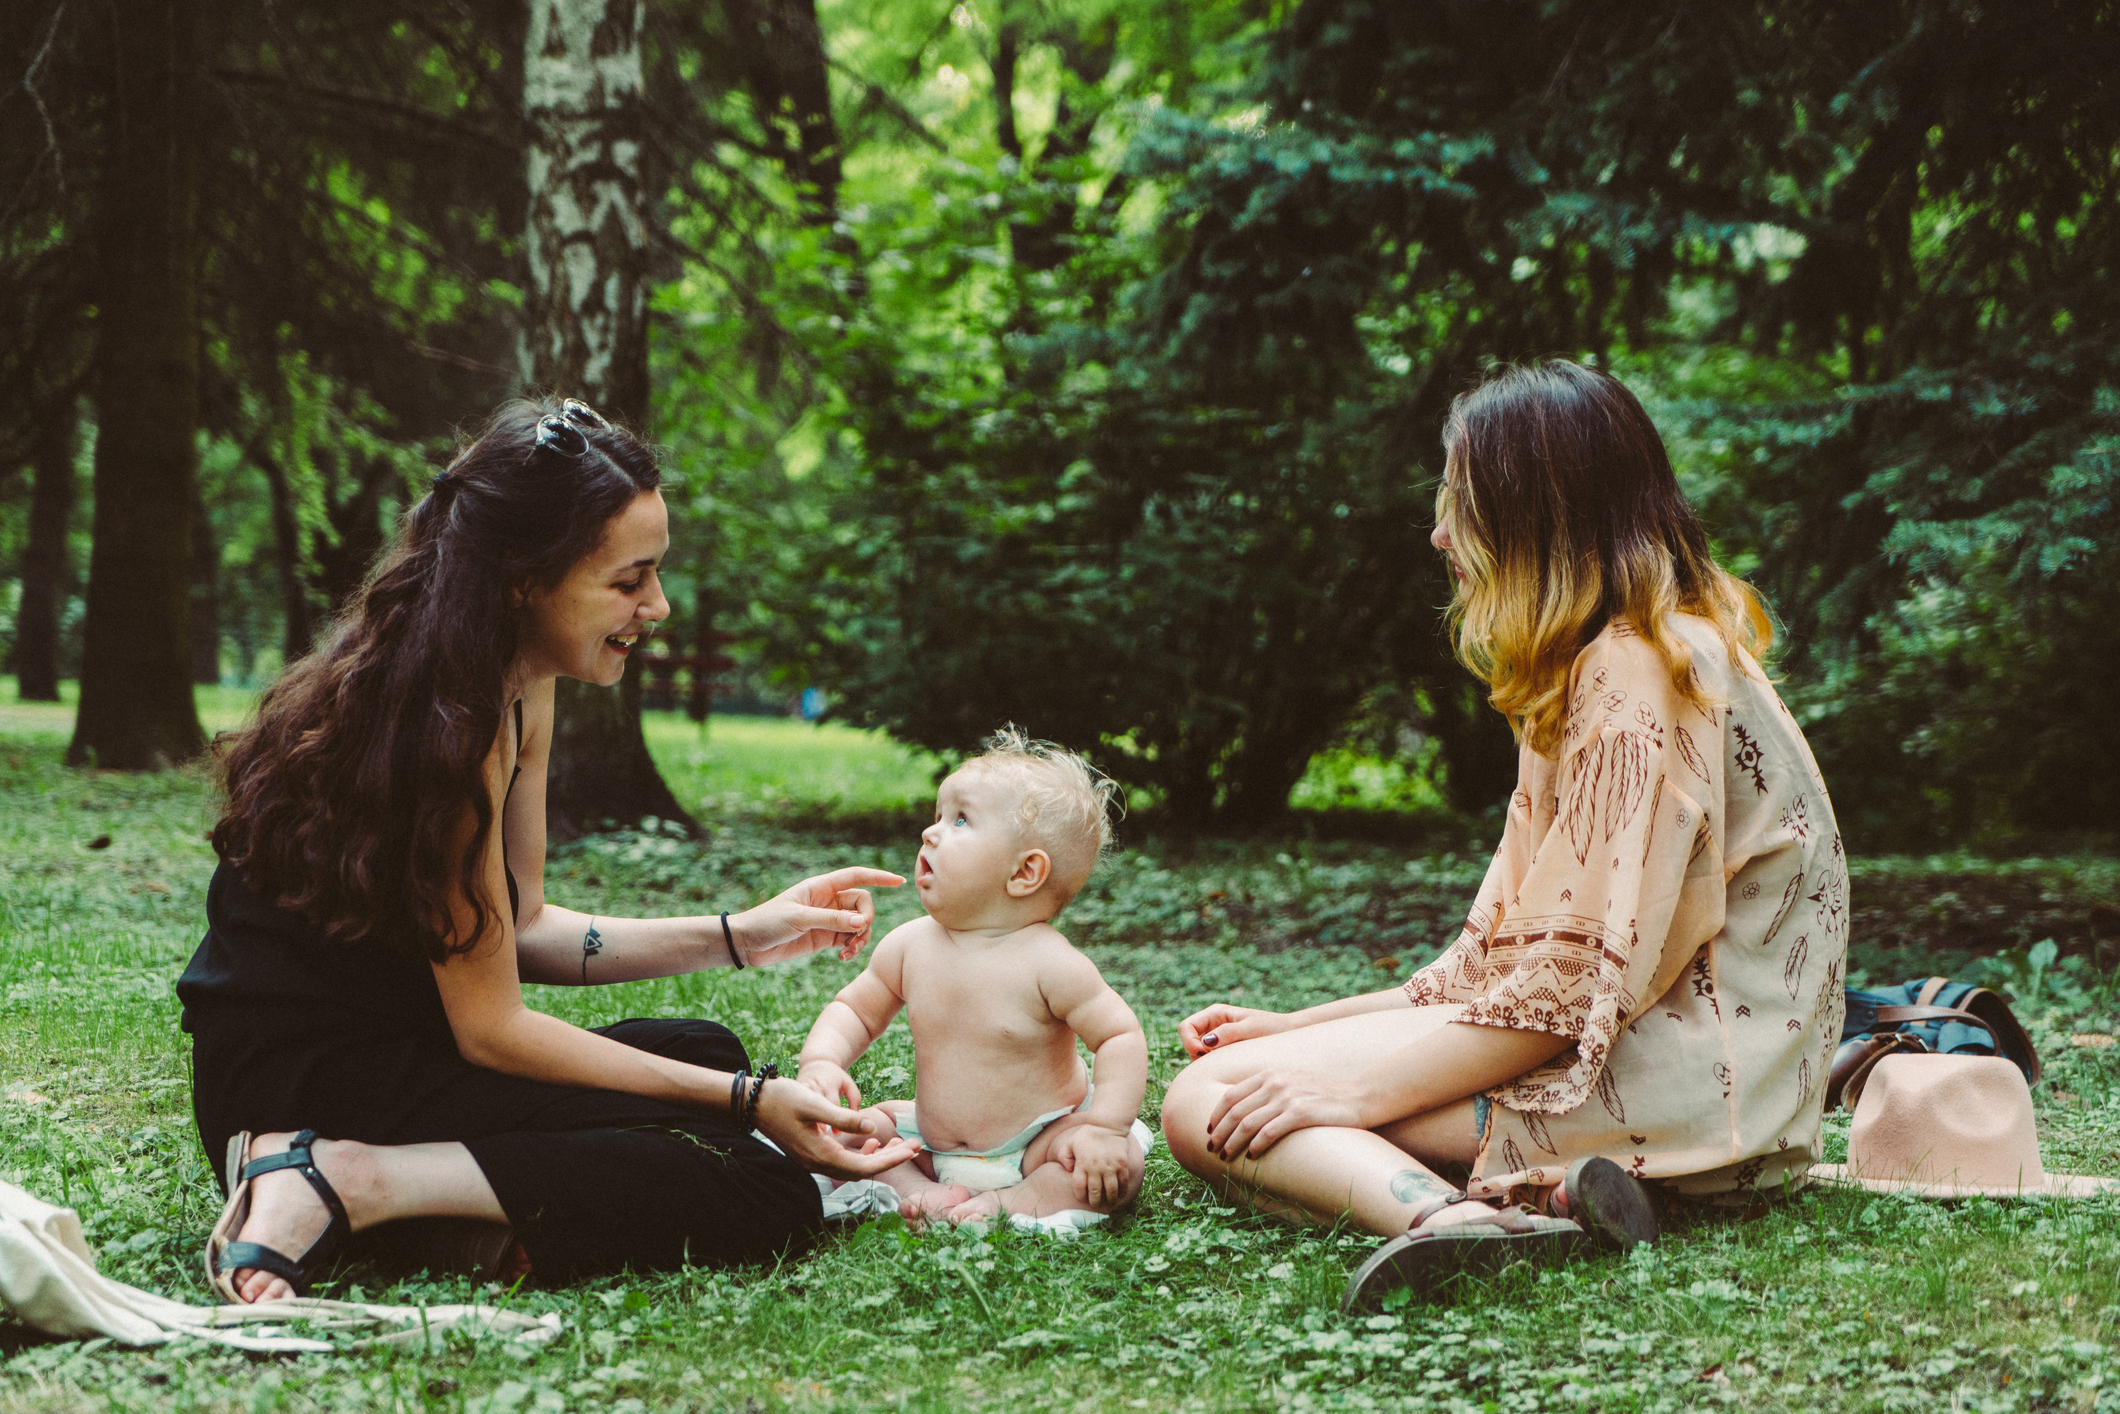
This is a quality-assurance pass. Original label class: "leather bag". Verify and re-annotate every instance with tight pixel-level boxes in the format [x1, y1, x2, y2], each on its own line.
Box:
[1827, 975, 2041, 1112]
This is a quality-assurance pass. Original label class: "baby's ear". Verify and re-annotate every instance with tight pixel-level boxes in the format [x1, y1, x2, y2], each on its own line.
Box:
[1006, 848, 1052, 897]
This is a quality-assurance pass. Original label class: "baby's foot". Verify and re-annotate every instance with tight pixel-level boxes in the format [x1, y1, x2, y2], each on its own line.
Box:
[224, 1132, 353, 1304]
[900, 1181, 974, 1222]
[943, 1190, 1006, 1224]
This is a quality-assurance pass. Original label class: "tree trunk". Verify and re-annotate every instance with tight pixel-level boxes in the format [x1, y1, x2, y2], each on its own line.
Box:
[523, 0, 694, 840]
[14, 409, 77, 702]
[316, 454, 397, 615]
[249, 441, 317, 664]
[68, 0, 206, 769]
[740, 0, 845, 225]
[189, 483, 220, 684]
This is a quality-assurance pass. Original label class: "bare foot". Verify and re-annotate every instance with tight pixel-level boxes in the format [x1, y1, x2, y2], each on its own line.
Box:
[898, 1180, 975, 1222]
[1411, 1198, 1505, 1233]
[222, 1132, 355, 1304]
[943, 1189, 1006, 1224]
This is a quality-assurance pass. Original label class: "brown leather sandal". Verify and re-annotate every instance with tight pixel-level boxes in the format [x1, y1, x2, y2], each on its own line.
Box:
[1561, 1156, 1660, 1250]
[1340, 1203, 1592, 1315]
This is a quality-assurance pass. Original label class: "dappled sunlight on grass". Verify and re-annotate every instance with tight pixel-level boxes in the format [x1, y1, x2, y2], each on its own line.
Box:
[1288, 745, 1448, 815]
[0, 681, 258, 744]
[643, 710, 942, 823]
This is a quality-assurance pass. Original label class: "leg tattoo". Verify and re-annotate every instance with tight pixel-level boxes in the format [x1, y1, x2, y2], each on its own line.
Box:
[1389, 1169, 1456, 1204]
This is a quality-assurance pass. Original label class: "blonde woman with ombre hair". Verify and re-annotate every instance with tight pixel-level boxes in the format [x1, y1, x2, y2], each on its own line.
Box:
[1161, 361, 1849, 1311]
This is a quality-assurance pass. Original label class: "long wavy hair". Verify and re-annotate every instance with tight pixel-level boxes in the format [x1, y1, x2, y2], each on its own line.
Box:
[1438, 361, 1773, 757]
[213, 399, 663, 961]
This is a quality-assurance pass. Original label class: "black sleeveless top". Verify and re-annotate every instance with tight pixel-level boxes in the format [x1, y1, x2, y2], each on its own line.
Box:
[178, 702, 524, 1045]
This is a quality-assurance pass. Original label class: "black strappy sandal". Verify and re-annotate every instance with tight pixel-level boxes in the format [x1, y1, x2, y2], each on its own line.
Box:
[205, 1130, 352, 1302]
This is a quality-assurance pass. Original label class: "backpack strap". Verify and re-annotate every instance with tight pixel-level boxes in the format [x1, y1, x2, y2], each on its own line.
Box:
[1827, 1031, 1929, 1111]
[1957, 986, 2043, 1086]
[1871, 1004, 1995, 1040]
[1914, 976, 1950, 1007]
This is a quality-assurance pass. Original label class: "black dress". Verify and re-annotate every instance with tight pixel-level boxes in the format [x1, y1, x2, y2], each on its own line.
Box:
[177, 705, 822, 1282]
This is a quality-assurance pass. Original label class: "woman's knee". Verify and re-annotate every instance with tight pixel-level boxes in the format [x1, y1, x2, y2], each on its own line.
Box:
[1159, 1068, 1220, 1174]
[597, 1018, 748, 1072]
[662, 1141, 825, 1269]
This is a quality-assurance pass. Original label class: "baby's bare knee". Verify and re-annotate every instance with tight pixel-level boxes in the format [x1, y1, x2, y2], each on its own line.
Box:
[1099, 1149, 1147, 1213]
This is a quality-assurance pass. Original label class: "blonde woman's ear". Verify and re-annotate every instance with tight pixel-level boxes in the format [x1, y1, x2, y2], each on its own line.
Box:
[1007, 849, 1052, 897]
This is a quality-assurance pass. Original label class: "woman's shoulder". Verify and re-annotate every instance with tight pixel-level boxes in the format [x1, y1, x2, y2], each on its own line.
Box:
[508, 677, 556, 764]
[1567, 615, 1668, 688]
[1565, 613, 1744, 731]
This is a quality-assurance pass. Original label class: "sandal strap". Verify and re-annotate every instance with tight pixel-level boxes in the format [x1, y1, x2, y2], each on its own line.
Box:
[1480, 1205, 1581, 1236]
[213, 1240, 315, 1298]
[237, 1130, 351, 1267]
[1404, 1189, 1472, 1230]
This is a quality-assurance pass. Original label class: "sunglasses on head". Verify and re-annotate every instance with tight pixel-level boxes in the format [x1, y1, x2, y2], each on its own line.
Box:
[532, 398, 611, 459]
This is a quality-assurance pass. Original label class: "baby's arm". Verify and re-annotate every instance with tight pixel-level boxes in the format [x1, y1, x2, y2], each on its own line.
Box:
[1041, 944, 1149, 1207]
[797, 924, 912, 1109]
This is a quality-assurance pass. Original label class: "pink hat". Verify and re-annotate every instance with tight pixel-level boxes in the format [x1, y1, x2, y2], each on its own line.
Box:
[1808, 1054, 2118, 1199]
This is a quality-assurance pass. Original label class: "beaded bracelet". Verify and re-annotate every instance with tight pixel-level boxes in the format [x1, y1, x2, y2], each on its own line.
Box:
[740, 1063, 779, 1130]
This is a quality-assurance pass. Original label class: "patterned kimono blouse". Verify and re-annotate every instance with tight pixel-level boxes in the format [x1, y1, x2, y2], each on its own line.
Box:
[1405, 614, 1848, 1199]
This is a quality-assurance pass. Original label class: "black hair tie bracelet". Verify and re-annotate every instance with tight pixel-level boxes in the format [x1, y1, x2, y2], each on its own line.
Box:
[722, 912, 744, 970]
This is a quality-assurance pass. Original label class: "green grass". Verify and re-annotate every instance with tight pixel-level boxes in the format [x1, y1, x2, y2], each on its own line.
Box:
[643, 713, 944, 825]
[3, 692, 2119, 1413]
[0, 678, 260, 744]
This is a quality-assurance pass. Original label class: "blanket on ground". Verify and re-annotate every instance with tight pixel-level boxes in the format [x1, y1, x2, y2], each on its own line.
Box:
[0, 1179, 561, 1353]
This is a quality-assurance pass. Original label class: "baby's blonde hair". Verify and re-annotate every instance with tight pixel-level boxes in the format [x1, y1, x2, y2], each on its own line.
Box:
[965, 725, 1120, 906]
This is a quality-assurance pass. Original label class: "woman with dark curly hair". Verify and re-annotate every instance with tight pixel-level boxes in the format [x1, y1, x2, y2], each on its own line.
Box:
[1160, 362, 1849, 1311]
[181, 399, 917, 1304]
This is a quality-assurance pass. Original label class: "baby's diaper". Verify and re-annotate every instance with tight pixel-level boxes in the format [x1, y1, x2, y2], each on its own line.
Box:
[814, 1118, 1161, 1235]
[932, 1151, 1030, 1193]
[894, 1102, 1079, 1195]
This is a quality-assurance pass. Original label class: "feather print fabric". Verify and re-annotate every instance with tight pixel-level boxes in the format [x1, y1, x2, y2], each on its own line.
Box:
[1401, 616, 1849, 1201]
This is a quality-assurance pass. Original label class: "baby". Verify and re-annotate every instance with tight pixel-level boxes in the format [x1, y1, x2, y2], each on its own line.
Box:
[798, 727, 1148, 1222]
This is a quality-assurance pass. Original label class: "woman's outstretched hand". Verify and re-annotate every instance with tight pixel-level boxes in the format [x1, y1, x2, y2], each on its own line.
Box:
[1204, 1067, 1366, 1160]
[752, 1078, 921, 1180]
[730, 867, 905, 967]
[1177, 1003, 1295, 1059]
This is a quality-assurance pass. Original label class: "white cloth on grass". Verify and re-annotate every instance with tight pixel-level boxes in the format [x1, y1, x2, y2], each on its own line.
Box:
[0, 1179, 562, 1352]
[813, 1118, 1159, 1237]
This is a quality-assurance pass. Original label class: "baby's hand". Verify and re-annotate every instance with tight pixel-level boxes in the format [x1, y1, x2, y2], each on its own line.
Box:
[1051, 1124, 1135, 1209]
[797, 1059, 863, 1110]
[822, 1105, 898, 1156]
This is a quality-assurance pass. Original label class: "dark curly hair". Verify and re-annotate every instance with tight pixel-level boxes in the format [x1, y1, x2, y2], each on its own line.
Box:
[212, 399, 663, 961]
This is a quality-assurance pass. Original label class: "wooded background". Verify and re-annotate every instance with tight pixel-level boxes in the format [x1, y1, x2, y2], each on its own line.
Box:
[3, 0, 2115, 850]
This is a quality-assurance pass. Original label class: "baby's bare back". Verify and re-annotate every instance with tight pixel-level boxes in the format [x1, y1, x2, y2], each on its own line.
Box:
[899, 919, 1088, 1153]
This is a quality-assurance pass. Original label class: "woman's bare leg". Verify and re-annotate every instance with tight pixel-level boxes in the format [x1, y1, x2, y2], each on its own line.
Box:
[227, 1131, 508, 1303]
[1160, 1007, 1491, 1239]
